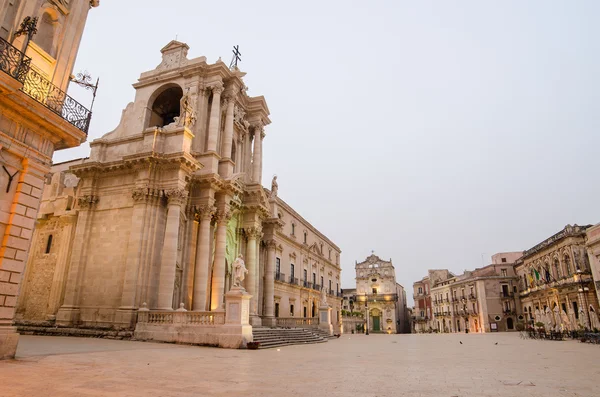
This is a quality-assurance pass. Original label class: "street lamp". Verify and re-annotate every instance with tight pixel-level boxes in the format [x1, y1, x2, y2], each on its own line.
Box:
[576, 268, 592, 330]
[364, 293, 369, 335]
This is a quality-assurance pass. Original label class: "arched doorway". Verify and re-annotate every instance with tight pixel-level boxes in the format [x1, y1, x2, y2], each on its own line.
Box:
[507, 317, 514, 330]
[371, 308, 381, 332]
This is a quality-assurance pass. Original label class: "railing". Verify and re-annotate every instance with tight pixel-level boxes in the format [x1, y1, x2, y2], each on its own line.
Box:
[311, 283, 321, 291]
[468, 294, 476, 300]
[0, 36, 30, 83]
[336, 291, 343, 297]
[289, 276, 299, 285]
[354, 293, 398, 303]
[137, 310, 225, 326]
[274, 272, 286, 282]
[0, 36, 91, 134]
[275, 317, 319, 328]
[500, 291, 514, 298]
[303, 280, 310, 288]
[328, 289, 335, 296]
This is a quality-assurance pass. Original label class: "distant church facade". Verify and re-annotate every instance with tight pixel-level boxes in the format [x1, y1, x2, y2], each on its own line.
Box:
[15, 42, 342, 341]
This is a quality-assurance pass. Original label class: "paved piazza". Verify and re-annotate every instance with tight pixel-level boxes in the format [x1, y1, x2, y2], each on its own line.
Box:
[1, 334, 598, 397]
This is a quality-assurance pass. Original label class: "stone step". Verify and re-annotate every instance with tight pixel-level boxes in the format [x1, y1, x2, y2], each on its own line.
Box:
[17, 325, 133, 340]
[251, 327, 329, 349]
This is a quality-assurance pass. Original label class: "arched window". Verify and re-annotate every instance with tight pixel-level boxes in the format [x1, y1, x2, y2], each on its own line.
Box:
[35, 12, 57, 57]
[553, 258, 561, 280]
[45, 234, 53, 254]
[147, 85, 183, 128]
[564, 255, 571, 276]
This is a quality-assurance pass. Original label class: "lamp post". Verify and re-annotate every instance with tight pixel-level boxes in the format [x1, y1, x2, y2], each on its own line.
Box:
[364, 293, 369, 335]
[576, 268, 592, 330]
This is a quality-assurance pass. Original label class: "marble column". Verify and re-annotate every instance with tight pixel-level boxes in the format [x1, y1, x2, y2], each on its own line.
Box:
[157, 189, 187, 310]
[221, 96, 235, 159]
[193, 204, 215, 311]
[210, 209, 231, 311]
[119, 188, 150, 311]
[245, 227, 261, 315]
[251, 124, 264, 183]
[264, 240, 277, 322]
[206, 83, 224, 152]
[56, 195, 98, 325]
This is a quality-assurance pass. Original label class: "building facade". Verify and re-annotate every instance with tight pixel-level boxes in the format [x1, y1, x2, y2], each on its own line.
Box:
[515, 225, 600, 331]
[412, 276, 432, 333]
[14, 41, 342, 340]
[585, 223, 600, 311]
[346, 254, 408, 334]
[0, 0, 97, 359]
[429, 252, 523, 334]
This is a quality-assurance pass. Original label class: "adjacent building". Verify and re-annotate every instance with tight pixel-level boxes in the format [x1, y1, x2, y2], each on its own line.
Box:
[343, 254, 409, 334]
[586, 223, 600, 310]
[429, 252, 523, 333]
[0, 0, 98, 359]
[515, 224, 599, 331]
[14, 41, 342, 341]
[412, 276, 432, 333]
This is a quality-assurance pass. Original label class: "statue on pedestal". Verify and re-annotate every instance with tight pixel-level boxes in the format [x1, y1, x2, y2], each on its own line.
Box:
[177, 90, 197, 128]
[233, 255, 248, 288]
[270, 175, 278, 198]
[320, 287, 328, 306]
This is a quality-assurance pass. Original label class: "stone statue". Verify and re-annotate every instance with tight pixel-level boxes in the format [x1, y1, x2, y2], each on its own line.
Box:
[177, 90, 197, 128]
[233, 255, 248, 287]
[320, 286, 327, 306]
[270, 175, 278, 198]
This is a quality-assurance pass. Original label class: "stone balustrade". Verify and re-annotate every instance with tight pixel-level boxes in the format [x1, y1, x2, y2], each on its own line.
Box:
[275, 317, 319, 328]
[137, 310, 225, 326]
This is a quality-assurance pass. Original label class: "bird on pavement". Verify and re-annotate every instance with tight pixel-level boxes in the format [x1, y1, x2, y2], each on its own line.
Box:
[495, 342, 498, 345]
[459, 341, 463, 344]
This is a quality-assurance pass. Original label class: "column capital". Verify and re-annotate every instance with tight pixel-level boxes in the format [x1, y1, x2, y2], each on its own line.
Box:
[209, 82, 224, 95]
[77, 195, 98, 209]
[165, 188, 187, 206]
[214, 209, 232, 225]
[132, 187, 154, 203]
[245, 226, 263, 239]
[195, 204, 216, 221]
[265, 239, 277, 250]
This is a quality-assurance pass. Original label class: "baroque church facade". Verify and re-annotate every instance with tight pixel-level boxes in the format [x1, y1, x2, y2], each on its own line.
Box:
[15, 41, 342, 337]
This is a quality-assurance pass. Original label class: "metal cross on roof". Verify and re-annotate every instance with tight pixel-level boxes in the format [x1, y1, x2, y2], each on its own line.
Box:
[229, 45, 242, 69]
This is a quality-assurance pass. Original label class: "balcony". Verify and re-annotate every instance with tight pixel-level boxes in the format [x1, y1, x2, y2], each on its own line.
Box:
[0, 36, 91, 134]
[468, 294, 476, 300]
[311, 283, 321, 291]
[274, 272, 286, 282]
[500, 291, 514, 299]
[354, 293, 398, 303]
[289, 276, 299, 286]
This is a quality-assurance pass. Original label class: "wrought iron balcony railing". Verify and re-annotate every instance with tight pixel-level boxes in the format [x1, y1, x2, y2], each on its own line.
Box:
[0, 36, 91, 134]
[274, 272, 286, 282]
[289, 276, 299, 285]
[0, 36, 30, 83]
[354, 293, 398, 303]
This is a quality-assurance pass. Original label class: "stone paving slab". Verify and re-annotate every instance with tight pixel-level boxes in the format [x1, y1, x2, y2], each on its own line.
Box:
[0, 333, 598, 396]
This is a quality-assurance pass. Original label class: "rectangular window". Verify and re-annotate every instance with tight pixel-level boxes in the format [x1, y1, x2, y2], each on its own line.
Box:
[312, 272, 316, 285]
[329, 280, 332, 292]
[304, 232, 307, 244]
[290, 264, 295, 279]
[275, 302, 280, 318]
[321, 276, 324, 288]
[303, 306, 307, 318]
[275, 258, 281, 275]
[372, 288, 377, 294]
[304, 269, 307, 281]
[501, 257, 507, 263]
[291, 224, 295, 235]
[501, 269, 507, 277]
[336, 283, 339, 293]
[573, 301, 579, 319]
[290, 304, 294, 316]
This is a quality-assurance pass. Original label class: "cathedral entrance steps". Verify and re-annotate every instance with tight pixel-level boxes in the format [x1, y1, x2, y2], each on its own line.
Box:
[17, 325, 133, 340]
[251, 327, 327, 349]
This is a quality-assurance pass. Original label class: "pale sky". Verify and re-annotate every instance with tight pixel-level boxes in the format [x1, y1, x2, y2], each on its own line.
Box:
[57, 0, 600, 306]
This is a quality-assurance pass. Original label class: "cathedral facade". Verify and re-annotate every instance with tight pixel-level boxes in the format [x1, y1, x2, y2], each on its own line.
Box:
[15, 41, 342, 338]
[344, 254, 409, 334]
